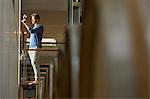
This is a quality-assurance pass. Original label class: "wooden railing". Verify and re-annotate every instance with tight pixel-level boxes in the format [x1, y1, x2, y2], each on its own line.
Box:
[20, 64, 51, 99]
[19, 36, 71, 99]
[20, 45, 62, 99]
[23, 47, 61, 51]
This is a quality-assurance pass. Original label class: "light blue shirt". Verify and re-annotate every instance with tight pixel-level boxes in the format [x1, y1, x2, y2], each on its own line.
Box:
[28, 24, 44, 48]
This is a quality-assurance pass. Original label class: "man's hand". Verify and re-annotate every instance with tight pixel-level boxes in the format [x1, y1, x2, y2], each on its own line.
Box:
[21, 19, 30, 30]
[21, 19, 26, 24]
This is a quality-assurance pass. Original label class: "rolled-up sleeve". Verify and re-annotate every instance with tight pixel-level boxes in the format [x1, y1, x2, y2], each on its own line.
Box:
[28, 26, 43, 34]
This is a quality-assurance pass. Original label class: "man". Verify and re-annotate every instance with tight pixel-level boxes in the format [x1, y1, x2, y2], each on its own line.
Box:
[21, 12, 44, 85]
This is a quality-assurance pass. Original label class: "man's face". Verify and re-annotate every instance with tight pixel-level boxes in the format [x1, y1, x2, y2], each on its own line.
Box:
[31, 16, 36, 24]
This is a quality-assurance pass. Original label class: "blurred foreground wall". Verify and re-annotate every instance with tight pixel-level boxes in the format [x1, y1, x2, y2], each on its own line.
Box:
[0, 0, 19, 98]
[80, 0, 149, 98]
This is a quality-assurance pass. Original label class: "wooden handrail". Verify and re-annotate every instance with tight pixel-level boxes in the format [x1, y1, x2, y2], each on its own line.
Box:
[24, 41, 66, 44]
[23, 48, 60, 51]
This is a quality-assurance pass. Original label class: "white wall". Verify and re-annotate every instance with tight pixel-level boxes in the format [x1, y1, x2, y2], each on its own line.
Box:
[0, 0, 19, 98]
[22, 0, 67, 11]
[22, 0, 68, 42]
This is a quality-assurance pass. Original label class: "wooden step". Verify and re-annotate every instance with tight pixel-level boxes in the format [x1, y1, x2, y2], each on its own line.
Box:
[27, 71, 47, 75]
[26, 64, 50, 67]
[23, 68, 48, 74]
[21, 77, 46, 86]
[27, 72, 47, 77]
[27, 76, 45, 80]
[24, 67, 48, 70]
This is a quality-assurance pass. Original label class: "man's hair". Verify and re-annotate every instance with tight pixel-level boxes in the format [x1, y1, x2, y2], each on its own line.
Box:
[31, 13, 40, 20]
